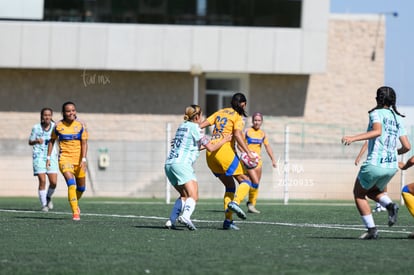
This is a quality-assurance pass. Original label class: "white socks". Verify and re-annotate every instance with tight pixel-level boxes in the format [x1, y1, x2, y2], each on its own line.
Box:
[38, 189, 47, 207]
[182, 198, 196, 220]
[379, 194, 392, 208]
[361, 214, 376, 228]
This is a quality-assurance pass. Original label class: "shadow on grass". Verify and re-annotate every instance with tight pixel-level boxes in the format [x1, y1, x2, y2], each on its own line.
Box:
[308, 236, 411, 240]
[133, 225, 185, 230]
[14, 216, 67, 220]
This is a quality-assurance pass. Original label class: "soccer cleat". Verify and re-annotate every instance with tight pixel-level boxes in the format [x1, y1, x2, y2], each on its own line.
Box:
[165, 220, 176, 229]
[72, 207, 81, 221]
[72, 213, 80, 221]
[178, 216, 197, 231]
[386, 203, 399, 227]
[247, 202, 261, 214]
[228, 202, 247, 220]
[359, 227, 378, 240]
[223, 220, 240, 230]
[41, 206, 49, 212]
[372, 204, 386, 213]
[407, 232, 414, 239]
[46, 198, 53, 210]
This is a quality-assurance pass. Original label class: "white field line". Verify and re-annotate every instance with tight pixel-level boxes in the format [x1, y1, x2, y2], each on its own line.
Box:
[0, 208, 412, 235]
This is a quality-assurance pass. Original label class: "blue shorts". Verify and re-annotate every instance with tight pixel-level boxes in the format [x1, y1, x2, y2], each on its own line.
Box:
[358, 163, 397, 191]
[164, 163, 196, 186]
[33, 156, 58, 175]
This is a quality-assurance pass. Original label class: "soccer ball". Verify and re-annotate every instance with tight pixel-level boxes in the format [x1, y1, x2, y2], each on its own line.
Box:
[240, 151, 259, 169]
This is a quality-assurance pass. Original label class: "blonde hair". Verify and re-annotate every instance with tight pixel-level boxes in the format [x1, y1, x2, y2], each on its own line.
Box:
[184, 104, 201, 121]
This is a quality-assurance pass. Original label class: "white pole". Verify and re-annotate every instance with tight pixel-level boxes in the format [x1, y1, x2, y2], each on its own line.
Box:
[166, 123, 171, 204]
[284, 125, 289, 205]
[401, 153, 406, 205]
[193, 75, 199, 105]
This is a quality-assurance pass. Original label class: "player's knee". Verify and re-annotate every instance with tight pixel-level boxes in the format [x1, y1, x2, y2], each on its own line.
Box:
[66, 178, 76, 186]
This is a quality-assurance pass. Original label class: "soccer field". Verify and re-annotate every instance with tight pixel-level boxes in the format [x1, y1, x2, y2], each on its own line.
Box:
[1, 197, 413, 274]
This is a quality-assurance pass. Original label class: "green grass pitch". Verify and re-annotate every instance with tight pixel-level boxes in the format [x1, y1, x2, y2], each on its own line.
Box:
[1, 197, 413, 274]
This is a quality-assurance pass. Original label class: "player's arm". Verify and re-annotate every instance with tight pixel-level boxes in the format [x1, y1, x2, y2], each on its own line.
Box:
[46, 135, 56, 167]
[28, 138, 42, 146]
[234, 129, 256, 160]
[355, 141, 368, 166]
[236, 129, 247, 152]
[202, 134, 232, 152]
[264, 142, 277, 168]
[80, 122, 88, 168]
[342, 122, 381, 145]
[399, 156, 414, 170]
[398, 135, 411, 155]
[199, 119, 211, 129]
[28, 128, 43, 145]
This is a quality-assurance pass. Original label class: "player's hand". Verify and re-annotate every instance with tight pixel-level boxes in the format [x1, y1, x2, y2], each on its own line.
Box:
[80, 161, 87, 172]
[341, 136, 353, 146]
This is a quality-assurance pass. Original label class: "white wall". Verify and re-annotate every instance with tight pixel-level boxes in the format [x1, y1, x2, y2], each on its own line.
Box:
[0, 0, 43, 20]
[0, 0, 329, 74]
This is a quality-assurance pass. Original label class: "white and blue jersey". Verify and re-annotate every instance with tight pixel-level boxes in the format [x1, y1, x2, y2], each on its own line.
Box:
[166, 121, 204, 166]
[365, 109, 406, 169]
[29, 122, 58, 175]
[165, 121, 208, 186]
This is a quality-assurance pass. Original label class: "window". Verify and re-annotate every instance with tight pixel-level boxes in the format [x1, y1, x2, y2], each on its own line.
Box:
[43, 0, 302, 28]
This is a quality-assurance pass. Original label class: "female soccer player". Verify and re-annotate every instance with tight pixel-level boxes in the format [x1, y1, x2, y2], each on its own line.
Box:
[200, 92, 259, 230]
[341, 86, 410, 239]
[28, 107, 58, 212]
[47, 101, 88, 221]
[164, 105, 231, 230]
[399, 156, 414, 238]
[355, 141, 387, 213]
[242, 112, 277, 214]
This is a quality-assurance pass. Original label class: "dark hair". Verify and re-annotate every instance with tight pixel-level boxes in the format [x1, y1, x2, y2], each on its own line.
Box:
[368, 86, 404, 117]
[61, 101, 76, 120]
[40, 107, 53, 124]
[231, 92, 247, 117]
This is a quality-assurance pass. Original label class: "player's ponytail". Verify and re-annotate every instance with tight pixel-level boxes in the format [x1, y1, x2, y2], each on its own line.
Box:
[231, 92, 247, 117]
[368, 86, 405, 117]
[184, 104, 201, 121]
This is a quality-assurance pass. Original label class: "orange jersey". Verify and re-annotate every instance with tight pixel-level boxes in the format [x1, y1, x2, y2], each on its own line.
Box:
[52, 119, 88, 165]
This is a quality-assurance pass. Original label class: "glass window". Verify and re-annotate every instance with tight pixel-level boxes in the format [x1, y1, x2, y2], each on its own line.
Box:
[43, 0, 302, 28]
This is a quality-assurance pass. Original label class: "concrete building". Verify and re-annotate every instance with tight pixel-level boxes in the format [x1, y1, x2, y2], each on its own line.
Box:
[2, 0, 411, 201]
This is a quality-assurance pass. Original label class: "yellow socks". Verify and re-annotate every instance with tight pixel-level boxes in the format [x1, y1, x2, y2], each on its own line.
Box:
[249, 186, 259, 206]
[233, 182, 251, 205]
[224, 190, 235, 220]
[68, 185, 79, 214]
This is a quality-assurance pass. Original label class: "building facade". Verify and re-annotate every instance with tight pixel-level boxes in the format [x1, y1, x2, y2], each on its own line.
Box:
[2, 1, 405, 200]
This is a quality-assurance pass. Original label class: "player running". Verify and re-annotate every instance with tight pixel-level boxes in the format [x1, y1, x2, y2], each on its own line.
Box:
[341, 86, 410, 239]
